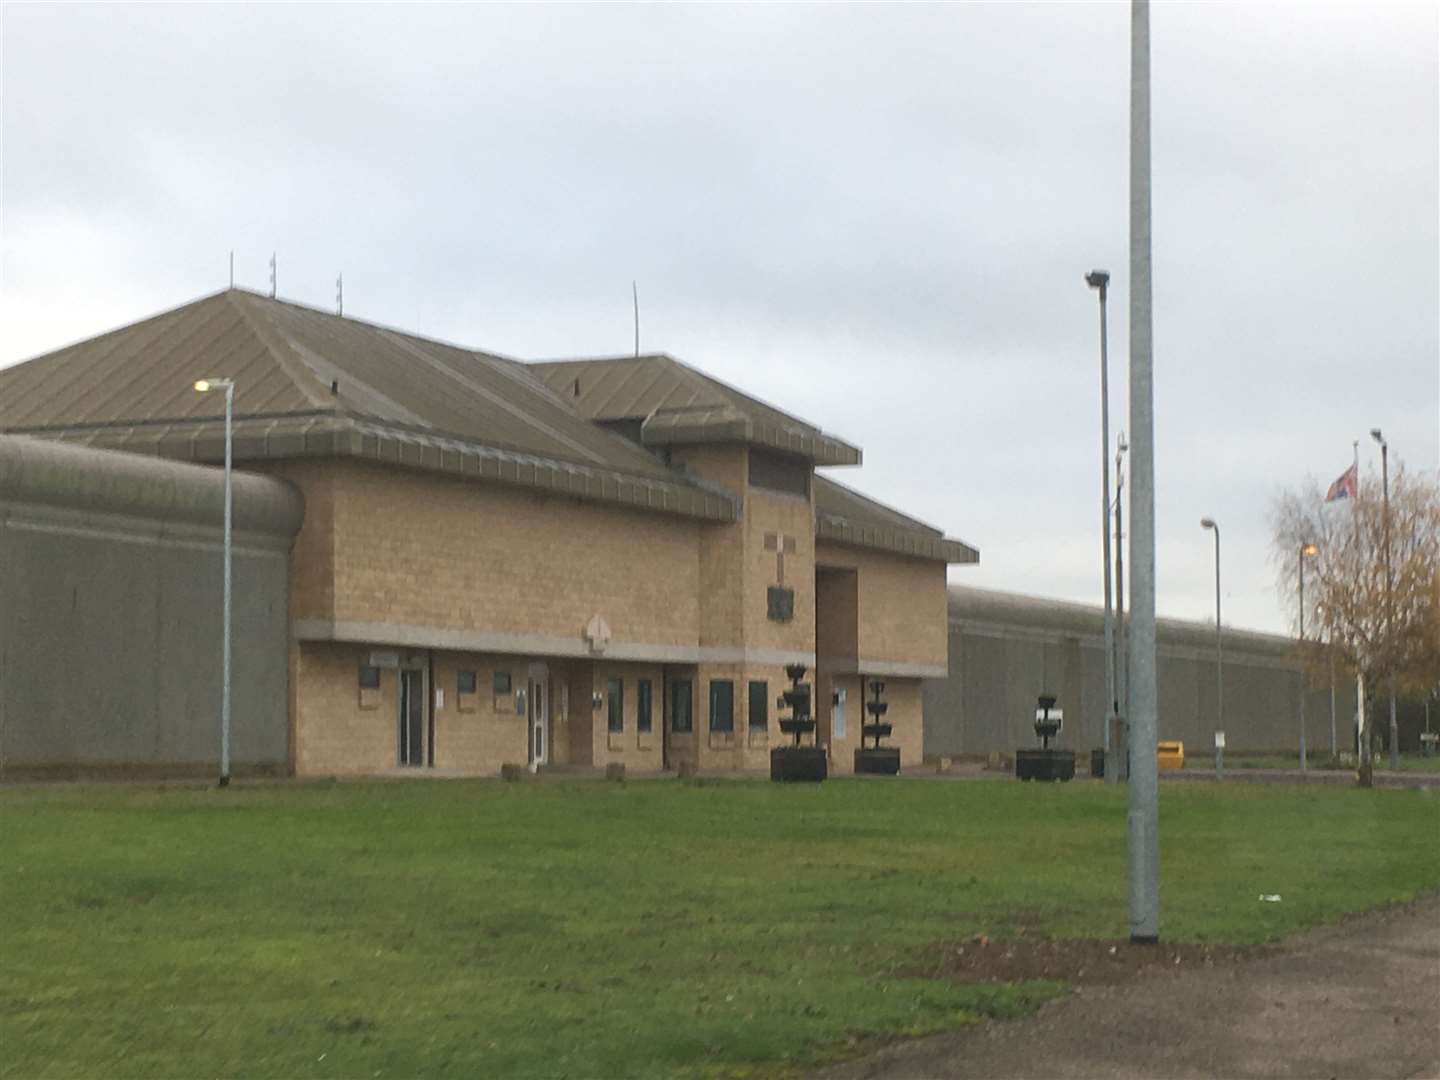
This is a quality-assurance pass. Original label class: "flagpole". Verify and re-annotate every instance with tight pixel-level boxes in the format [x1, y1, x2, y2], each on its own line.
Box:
[1347, 437, 1359, 777]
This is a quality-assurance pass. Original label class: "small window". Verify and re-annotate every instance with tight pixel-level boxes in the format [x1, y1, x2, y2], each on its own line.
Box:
[748, 681, 768, 730]
[359, 665, 381, 690]
[457, 670, 477, 695]
[492, 671, 512, 695]
[748, 449, 810, 497]
[607, 678, 624, 733]
[709, 680, 735, 733]
[670, 679, 693, 733]
[637, 680, 653, 734]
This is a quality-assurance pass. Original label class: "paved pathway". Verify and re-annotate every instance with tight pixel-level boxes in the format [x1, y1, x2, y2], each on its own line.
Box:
[817, 896, 1440, 1080]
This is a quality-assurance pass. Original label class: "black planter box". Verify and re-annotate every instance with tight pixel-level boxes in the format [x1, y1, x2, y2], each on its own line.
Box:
[854, 747, 901, 775]
[771, 746, 827, 782]
[1015, 748, 1076, 782]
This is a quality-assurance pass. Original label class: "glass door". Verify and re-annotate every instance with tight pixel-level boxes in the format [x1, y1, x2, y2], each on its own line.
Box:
[528, 671, 548, 767]
[398, 668, 425, 766]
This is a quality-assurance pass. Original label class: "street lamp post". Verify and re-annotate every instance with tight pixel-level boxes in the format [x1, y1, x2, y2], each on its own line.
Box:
[1115, 432, 1129, 782]
[1201, 518, 1222, 742]
[1371, 428, 1396, 770]
[1298, 543, 1317, 771]
[1086, 269, 1117, 780]
[194, 377, 235, 787]
[1128, 0, 1160, 945]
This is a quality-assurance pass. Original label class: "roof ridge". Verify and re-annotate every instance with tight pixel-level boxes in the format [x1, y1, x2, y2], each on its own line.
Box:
[231, 288, 524, 363]
[225, 291, 335, 411]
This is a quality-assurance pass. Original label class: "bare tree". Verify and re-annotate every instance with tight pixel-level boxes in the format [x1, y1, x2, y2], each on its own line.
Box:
[1271, 464, 1440, 783]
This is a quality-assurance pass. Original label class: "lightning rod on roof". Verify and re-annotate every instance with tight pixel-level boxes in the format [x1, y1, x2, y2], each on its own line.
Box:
[269, 252, 277, 298]
[633, 280, 639, 358]
[229, 250, 234, 289]
[336, 273, 343, 317]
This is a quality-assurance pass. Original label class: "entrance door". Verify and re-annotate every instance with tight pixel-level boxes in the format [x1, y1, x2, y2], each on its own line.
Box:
[528, 667, 548, 768]
[398, 668, 425, 766]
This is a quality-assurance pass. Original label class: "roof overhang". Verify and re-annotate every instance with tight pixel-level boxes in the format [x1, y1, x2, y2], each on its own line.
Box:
[4, 413, 739, 524]
[816, 512, 978, 564]
[641, 405, 861, 466]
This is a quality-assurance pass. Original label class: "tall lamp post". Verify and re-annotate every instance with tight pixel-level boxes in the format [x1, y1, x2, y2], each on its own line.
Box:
[194, 377, 235, 787]
[1115, 431, 1129, 782]
[1200, 518, 1222, 741]
[1086, 269, 1117, 779]
[1298, 542, 1318, 771]
[1370, 428, 1397, 769]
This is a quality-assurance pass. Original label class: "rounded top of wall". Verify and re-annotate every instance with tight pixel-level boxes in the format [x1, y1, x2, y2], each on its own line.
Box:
[0, 434, 304, 538]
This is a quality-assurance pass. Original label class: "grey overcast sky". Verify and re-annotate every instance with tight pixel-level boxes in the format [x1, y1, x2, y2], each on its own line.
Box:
[2, 2, 1436, 634]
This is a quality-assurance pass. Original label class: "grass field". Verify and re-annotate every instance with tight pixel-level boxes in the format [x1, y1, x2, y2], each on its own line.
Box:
[3, 777, 1437, 1079]
[1182, 751, 1440, 772]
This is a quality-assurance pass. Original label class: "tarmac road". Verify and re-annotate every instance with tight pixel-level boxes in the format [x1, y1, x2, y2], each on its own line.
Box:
[816, 895, 1440, 1080]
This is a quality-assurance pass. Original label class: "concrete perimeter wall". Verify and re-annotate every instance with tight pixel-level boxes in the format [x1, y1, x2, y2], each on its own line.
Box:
[0, 436, 303, 776]
[924, 585, 1360, 759]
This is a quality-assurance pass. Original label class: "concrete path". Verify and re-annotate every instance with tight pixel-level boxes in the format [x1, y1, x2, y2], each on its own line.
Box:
[817, 896, 1440, 1080]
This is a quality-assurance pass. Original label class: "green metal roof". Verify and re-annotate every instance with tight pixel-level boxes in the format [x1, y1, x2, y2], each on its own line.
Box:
[0, 290, 738, 523]
[531, 354, 863, 466]
[815, 475, 978, 564]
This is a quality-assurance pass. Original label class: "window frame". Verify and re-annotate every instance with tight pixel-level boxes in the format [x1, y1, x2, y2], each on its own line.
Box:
[709, 679, 735, 733]
[670, 679, 694, 734]
[607, 678, 624, 734]
[637, 679, 653, 734]
[748, 680, 768, 731]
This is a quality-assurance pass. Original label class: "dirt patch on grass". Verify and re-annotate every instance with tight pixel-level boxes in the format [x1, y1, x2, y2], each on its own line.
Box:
[906, 932, 1275, 987]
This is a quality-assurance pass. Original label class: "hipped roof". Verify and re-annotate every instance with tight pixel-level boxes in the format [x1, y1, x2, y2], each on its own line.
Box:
[0, 290, 737, 522]
[1, 289, 978, 561]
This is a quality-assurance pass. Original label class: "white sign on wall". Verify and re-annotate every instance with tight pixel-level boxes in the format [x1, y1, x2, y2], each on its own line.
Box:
[1215, 731, 1226, 749]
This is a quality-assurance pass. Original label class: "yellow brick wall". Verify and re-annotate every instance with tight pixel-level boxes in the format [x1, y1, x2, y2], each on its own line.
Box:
[274, 455, 943, 778]
[669, 445, 749, 648]
[294, 642, 400, 775]
[586, 661, 666, 771]
[256, 460, 333, 620]
[429, 653, 531, 773]
[816, 675, 923, 774]
[743, 490, 816, 655]
[324, 460, 703, 648]
[815, 542, 947, 669]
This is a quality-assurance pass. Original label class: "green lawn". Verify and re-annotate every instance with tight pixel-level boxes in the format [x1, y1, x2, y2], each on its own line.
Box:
[3, 777, 1437, 1079]
[1184, 751, 1440, 772]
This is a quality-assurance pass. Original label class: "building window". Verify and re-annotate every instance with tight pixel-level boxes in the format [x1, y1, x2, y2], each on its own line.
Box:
[493, 671, 512, 694]
[709, 680, 734, 733]
[607, 678, 624, 733]
[748, 449, 810, 497]
[637, 680, 653, 734]
[748, 681, 768, 730]
[358, 665, 381, 690]
[670, 679, 693, 733]
[457, 670, 477, 695]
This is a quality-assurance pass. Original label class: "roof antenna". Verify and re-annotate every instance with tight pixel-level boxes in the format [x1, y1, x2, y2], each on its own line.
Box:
[632, 280, 639, 358]
[336, 273, 343, 317]
[269, 252, 277, 298]
[228, 250, 234, 289]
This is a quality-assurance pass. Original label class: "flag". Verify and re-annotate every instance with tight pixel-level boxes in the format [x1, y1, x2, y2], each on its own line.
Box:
[1325, 463, 1357, 502]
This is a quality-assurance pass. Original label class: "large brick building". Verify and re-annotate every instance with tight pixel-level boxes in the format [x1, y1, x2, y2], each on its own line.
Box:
[0, 290, 975, 776]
